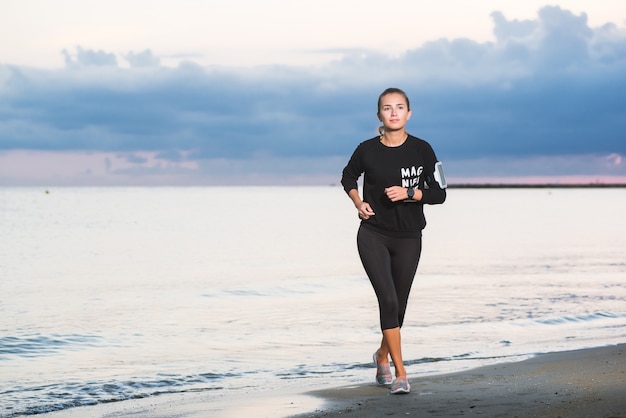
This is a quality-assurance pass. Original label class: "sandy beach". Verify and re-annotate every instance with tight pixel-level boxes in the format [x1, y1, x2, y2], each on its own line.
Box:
[44, 343, 625, 418]
[296, 344, 626, 418]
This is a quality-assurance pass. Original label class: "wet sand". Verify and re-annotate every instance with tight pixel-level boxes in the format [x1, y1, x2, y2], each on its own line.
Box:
[46, 344, 625, 417]
[294, 344, 626, 418]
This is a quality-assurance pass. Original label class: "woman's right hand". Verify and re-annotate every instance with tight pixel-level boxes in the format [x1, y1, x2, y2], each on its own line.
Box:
[358, 202, 375, 219]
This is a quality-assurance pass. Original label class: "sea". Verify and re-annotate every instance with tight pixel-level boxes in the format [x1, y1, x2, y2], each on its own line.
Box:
[1, 186, 625, 417]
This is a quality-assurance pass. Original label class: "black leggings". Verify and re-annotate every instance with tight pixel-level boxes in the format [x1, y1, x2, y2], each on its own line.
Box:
[357, 226, 422, 330]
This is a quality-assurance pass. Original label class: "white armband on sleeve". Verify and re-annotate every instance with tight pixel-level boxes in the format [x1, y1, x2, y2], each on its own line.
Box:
[434, 161, 447, 189]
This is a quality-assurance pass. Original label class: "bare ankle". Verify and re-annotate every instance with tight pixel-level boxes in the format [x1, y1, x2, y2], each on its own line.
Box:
[376, 349, 389, 363]
[395, 367, 406, 377]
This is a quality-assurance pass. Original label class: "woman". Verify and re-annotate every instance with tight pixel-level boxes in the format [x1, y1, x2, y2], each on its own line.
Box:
[341, 87, 447, 394]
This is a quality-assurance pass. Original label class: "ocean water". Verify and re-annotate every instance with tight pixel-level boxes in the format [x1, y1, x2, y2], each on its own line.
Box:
[1, 186, 625, 417]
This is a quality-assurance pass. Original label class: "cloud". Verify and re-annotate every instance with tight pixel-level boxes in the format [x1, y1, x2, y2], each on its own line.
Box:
[125, 49, 161, 68]
[491, 11, 538, 40]
[0, 149, 344, 186]
[62, 46, 118, 67]
[605, 153, 622, 166]
[1, 5, 625, 185]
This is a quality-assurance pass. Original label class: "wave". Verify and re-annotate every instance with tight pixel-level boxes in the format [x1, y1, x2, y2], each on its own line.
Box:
[0, 334, 103, 358]
[533, 311, 626, 325]
[0, 349, 517, 416]
[0, 372, 228, 417]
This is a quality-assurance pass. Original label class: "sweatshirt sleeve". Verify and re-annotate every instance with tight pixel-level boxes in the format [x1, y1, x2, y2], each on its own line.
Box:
[420, 143, 447, 205]
[341, 144, 363, 194]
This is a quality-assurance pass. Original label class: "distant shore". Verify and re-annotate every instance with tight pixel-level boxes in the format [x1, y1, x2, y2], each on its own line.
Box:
[447, 183, 626, 188]
[325, 183, 626, 189]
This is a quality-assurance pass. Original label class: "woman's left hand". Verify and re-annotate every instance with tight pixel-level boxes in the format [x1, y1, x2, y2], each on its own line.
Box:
[385, 186, 421, 202]
[384, 186, 408, 202]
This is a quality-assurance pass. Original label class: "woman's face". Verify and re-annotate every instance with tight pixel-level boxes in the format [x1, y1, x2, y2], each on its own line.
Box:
[378, 93, 412, 132]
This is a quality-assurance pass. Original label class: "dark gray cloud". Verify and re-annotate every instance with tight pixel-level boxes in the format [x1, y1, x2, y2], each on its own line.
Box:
[1, 6, 625, 174]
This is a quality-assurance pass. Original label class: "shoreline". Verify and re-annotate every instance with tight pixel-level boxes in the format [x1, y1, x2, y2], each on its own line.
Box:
[43, 344, 626, 418]
[293, 344, 626, 418]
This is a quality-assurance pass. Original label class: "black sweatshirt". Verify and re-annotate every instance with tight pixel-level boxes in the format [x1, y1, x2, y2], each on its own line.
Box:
[341, 135, 447, 238]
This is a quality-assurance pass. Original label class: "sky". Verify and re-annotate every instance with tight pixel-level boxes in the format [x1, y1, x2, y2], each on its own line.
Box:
[1, 0, 625, 185]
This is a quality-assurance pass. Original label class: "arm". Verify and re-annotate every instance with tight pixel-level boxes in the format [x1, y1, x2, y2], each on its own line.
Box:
[348, 188, 375, 219]
[341, 144, 375, 219]
[421, 161, 447, 205]
[420, 144, 447, 205]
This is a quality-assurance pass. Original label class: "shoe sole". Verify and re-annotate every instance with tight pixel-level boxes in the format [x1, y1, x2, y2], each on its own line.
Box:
[390, 387, 410, 394]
